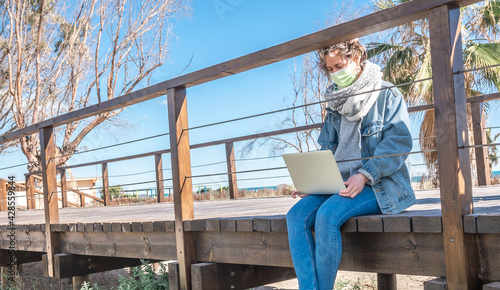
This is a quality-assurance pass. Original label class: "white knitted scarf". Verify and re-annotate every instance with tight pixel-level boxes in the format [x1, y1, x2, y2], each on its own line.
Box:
[324, 61, 383, 121]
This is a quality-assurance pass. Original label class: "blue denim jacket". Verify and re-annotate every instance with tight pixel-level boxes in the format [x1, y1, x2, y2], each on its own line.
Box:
[318, 81, 416, 214]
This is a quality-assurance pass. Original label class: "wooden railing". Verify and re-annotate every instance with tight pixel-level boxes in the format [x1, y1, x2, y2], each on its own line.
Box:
[20, 174, 102, 209]
[0, 0, 494, 288]
[18, 90, 500, 211]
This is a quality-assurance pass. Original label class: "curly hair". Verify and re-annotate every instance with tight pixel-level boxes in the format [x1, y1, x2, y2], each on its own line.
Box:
[317, 39, 367, 77]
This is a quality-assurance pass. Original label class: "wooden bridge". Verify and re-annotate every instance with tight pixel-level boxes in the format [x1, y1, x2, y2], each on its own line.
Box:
[0, 186, 499, 289]
[1, 0, 500, 289]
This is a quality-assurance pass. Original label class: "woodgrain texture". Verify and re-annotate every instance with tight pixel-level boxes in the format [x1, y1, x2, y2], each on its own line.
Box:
[0, 219, 500, 280]
[429, 5, 478, 289]
[168, 262, 180, 290]
[476, 215, 500, 233]
[25, 175, 36, 210]
[102, 163, 111, 206]
[225, 142, 239, 199]
[377, 273, 397, 290]
[0, 250, 43, 265]
[0, 181, 6, 211]
[155, 154, 166, 203]
[423, 278, 448, 290]
[357, 216, 383, 232]
[383, 216, 412, 233]
[191, 262, 296, 290]
[80, 191, 85, 207]
[191, 263, 216, 290]
[52, 253, 152, 279]
[168, 86, 196, 290]
[60, 170, 68, 208]
[471, 102, 491, 186]
[39, 127, 60, 277]
[412, 216, 442, 233]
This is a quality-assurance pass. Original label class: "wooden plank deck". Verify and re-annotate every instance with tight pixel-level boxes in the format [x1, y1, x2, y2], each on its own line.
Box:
[2, 186, 499, 227]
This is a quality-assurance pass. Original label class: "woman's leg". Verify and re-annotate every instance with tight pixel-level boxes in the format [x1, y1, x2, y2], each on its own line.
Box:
[314, 185, 382, 290]
[286, 194, 331, 290]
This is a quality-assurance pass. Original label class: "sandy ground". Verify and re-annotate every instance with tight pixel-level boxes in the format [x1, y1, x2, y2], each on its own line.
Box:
[11, 261, 435, 289]
[254, 271, 435, 289]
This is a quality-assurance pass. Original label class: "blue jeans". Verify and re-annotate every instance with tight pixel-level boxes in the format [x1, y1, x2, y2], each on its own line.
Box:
[286, 185, 382, 290]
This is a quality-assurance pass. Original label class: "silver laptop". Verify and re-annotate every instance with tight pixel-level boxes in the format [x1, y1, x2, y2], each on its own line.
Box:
[282, 150, 346, 194]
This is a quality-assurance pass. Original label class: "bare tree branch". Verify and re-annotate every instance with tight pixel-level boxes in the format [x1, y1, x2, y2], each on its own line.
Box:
[0, 0, 191, 172]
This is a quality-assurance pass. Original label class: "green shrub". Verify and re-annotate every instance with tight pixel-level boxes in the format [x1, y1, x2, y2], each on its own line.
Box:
[100, 185, 124, 199]
[196, 187, 212, 194]
[80, 260, 169, 290]
[80, 281, 101, 290]
[117, 260, 169, 290]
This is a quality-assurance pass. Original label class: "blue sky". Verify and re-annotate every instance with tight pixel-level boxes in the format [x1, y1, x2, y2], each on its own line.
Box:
[2, 0, 499, 193]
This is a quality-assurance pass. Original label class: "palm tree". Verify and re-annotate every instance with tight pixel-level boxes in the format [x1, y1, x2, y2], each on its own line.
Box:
[486, 128, 500, 165]
[368, 0, 500, 180]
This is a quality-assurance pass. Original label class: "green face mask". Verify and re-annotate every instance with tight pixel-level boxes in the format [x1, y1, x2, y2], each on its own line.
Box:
[329, 61, 358, 88]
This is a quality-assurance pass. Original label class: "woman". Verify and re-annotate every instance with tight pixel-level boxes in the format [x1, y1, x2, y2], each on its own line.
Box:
[285, 39, 416, 290]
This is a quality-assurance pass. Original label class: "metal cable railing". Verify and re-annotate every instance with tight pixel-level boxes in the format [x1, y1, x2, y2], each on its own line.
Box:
[51, 132, 170, 161]
[183, 77, 433, 132]
[186, 149, 438, 180]
[454, 63, 500, 75]
[107, 160, 228, 178]
[58, 177, 174, 194]
[0, 162, 31, 171]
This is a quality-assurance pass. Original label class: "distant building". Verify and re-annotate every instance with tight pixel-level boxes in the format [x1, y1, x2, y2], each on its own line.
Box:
[7, 177, 100, 209]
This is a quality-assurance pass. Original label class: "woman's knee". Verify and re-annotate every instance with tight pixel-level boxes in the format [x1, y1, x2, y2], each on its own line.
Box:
[286, 196, 323, 227]
[286, 208, 308, 232]
[286, 202, 305, 225]
[315, 200, 345, 230]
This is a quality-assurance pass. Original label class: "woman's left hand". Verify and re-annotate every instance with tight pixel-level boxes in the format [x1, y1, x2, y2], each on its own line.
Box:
[339, 173, 369, 198]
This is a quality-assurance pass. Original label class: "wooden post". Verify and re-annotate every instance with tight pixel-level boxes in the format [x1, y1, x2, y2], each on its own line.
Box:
[377, 273, 397, 290]
[429, 5, 478, 290]
[225, 142, 239, 199]
[191, 263, 217, 290]
[484, 282, 500, 290]
[424, 278, 448, 290]
[168, 261, 180, 290]
[155, 153, 166, 203]
[60, 169, 68, 208]
[1, 266, 17, 288]
[25, 175, 32, 210]
[72, 274, 91, 290]
[0, 267, 7, 290]
[102, 162, 110, 206]
[191, 262, 297, 290]
[167, 86, 196, 290]
[0, 180, 6, 211]
[26, 174, 36, 209]
[471, 102, 491, 186]
[79, 193, 85, 207]
[39, 126, 60, 278]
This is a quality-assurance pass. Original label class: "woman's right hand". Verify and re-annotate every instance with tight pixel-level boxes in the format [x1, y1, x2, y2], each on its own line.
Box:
[291, 190, 308, 199]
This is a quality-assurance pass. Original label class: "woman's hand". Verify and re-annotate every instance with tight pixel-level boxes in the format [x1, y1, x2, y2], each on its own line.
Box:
[291, 190, 308, 199]
[339, 173, 369, 198]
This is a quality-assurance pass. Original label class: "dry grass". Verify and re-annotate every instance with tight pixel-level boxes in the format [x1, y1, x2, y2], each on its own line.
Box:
[95, 185, 296, 206]
[411, 175, 439, 190]
[109, 197, 157, 205]
[191, 186, 294, 201]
